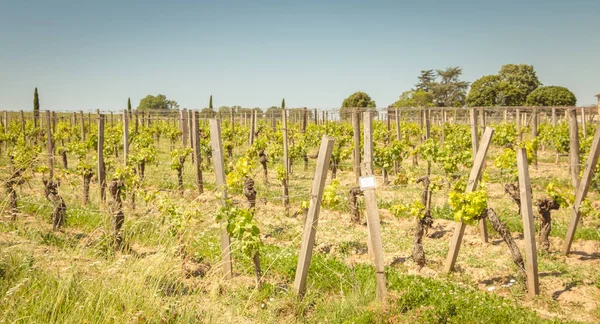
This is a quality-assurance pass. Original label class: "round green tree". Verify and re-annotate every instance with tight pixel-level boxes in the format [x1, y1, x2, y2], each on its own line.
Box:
[526, 86, 576, 106]
[466, 75, 501, 107]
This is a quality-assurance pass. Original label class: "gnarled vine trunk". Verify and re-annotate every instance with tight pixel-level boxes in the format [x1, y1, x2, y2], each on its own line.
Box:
[349, 187, 363, 223]
[504, 183, 522, 214]
[243, 178, 257, 209]
[60, 148, 68, 169]
[536, 197, 560, 252]
[259, 150, 268, 184]
[483, 208, 525, 273]
[109, 179, 125, 249]
[6, 170, 22, 221]
[413, 176, 434, 268]
[82, 172, 93, 205]
[176, 156, 186, 194]
[244, 177, 261, 288]
[43, 179, 67, 231]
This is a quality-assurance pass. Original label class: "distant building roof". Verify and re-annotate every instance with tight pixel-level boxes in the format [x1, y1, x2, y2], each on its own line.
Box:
[596, 93, 600, 98]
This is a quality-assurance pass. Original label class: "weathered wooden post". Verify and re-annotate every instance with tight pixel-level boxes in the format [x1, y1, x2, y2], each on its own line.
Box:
[581, 107, 587, 136]
[568, 109, 580, 189]
[20, 111, 25, 141]
[282, 108, 290, 175]
[182, 109, 189, 146]
[293, 135, 335, 297]
[516, 148, 540, 296]
[78, 110, 85, 140]
[123, 110, 129, 165]
[302, 107, 307, 134]
[470, 108, 488, 243]
[98, 115, 106, 202]
[516, 108, 522, 142]
[192, 111, 203, 194]
[362, 111, 387, 301]
[531, 108, 538, 168]
[562, 123, 600, 255]
[209, 118, 233, 278]
[352, 111, 361, 183]
[479, 107, 486, 129]
[249, 109, 255, 145]
[46, 111, 54, 179]
[3, 111, 8, 152]
[444, 127, 494, 272]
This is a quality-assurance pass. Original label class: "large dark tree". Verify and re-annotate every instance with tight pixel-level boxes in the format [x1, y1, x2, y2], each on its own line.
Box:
[526, 86, 576, 106]
[415, 70, 436, 92]
[33, 87, 40, 127]
[497, 64, 541, 106]
[466, 75, 501, 107]
[341, 91, 376, 111]
[137, 94, 179, 110]
[392, 90, 433, 108]
[430, 67, 469, 107]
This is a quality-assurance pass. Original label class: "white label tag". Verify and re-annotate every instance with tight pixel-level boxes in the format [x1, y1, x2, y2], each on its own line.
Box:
[359, 175, 377, 190]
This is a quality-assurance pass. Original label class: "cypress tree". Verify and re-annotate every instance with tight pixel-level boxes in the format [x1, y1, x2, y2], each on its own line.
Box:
[209, 95, 213, 110]
[281, 98, 285, 109]
[33, 87, 40, 128]
[127, 97, 132, 115]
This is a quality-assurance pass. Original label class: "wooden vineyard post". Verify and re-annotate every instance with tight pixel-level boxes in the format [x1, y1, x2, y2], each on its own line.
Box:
[568, 109, 580, 189]
[395, 108, 401, 141]
[362, 111, 387, 301]
[209, 118, 233, 279]
[192, 111, 203, 194]
[302, 107, 307, 133]
[271, 110, 276, 132]
[386, 108, 391, 139]
[352, 111, 361, 183]
[504, 108, 508, 122]
[581, 107, 587, 136]
[313, 109, 318, 124]
[3, 111, 8, 152]
[282, 108, 290, 175]
[532, 108, 538, 168]
[123, 110, 129, 165]
[79, 111, 85, 140]
[470, 108, 479, 153]
[230, 109, 235, 134]
[425, 109, 431, 139]
[441, 108, 446, 144]
[562, 122, 600, 255]
[444, 127, 494, 273]
[98, 115, 106, 202]
[395, 108, 401, 173]
[19, 111, 25, 141]
[187, 110, 193, 150]
[419, 110, 424, 142]
[551, 107, 557, 127]
[293, 135, 335, 297]
[180, 109, 188, 147]
[249, 109, 255, 145]
[516, 108, 522, 142]
[282, 108, 290, 210]
[469, 108, 488, 243]
[479, 107, 486, 129]
[45, 111, 54, 179]
[516, 148, 540, 296]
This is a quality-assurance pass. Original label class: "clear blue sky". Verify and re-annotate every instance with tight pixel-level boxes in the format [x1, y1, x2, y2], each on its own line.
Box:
[1, 0, 599, 111]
